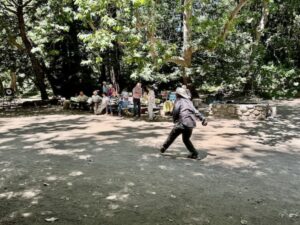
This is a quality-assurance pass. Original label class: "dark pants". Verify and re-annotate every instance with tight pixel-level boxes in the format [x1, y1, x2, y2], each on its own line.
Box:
[133, 98, 141, 117]
[78, 102, 88, 110]
[162, 125, 198, 155]
[118, 100, 129, 116]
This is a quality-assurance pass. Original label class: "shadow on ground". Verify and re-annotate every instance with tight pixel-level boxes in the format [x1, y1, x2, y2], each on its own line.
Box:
[239, 102, 300, 146]
[0, 101, 299, 225]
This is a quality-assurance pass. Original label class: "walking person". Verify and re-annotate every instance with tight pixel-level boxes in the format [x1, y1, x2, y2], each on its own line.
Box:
[132, 83, 142, 118]
[147, 86, 156, 120]
[160, 87, 208, 159]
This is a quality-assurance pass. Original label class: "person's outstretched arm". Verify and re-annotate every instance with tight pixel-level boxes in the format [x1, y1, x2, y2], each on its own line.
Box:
[192, 103, 208, 126]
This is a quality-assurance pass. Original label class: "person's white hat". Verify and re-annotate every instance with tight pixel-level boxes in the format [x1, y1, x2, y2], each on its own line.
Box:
[176, 87, 190, 99]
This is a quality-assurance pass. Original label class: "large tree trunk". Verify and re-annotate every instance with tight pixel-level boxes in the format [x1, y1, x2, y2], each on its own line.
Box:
[182, 67, 199, 98]
[168, 0, 193, 68]
[112, 42, 121, 92]
[182, 0, 193, 68]
[17, 5, 48, 100]
[110, 66, 119, 93]
[243, 0, 270, 95]
[102, 44, 121, 92]
[0, 76, 4, 95]
[10, 70, 17, 92]
[179, 0, 198, 96]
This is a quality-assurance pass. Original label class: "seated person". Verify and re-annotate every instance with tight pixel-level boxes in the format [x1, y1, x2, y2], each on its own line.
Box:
[108, 84, 116, 97]
[161, 90, 169, 101]
[141, 92, 149, 105]
[96, 93, 109, 115]
[121, 90, 129, 99]
[108, 92, 119, 115]
[118, 92, 130, 117]
[215, 88, 224, 102]
[77, 91, 88, 109]
[168, 92, 177, 102]
[163, 100, 174, 115]
[91, 90, 101, 114]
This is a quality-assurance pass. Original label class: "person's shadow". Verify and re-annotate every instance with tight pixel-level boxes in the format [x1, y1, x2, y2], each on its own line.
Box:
[162, 150, 216, 161]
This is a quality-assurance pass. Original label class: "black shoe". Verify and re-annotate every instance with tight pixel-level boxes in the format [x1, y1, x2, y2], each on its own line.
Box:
[187, 153, 198, 159]
[160, 146, 166, 153]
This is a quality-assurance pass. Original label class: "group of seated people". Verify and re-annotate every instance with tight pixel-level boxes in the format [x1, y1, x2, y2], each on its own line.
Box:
[71, 83, 191, 118]
[74, 89, 130, 116]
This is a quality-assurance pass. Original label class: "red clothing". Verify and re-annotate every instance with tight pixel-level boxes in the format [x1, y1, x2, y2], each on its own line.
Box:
[108, 87, 115, 97]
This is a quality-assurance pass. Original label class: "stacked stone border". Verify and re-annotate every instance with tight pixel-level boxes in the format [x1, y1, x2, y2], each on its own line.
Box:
[208, 103, 273, 120]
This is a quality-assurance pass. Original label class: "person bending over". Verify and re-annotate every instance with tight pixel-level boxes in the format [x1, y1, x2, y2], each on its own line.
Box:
[160, 87, 208, 159]
[97, 93, 109, 115]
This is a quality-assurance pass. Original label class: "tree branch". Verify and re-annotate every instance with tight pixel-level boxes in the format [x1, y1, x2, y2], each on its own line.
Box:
[22, 0, 33, 8]
[133, 2, 159, 61]
[10, 0, 19, 7]
[166, 0, 194, 68]
[8, 36, 25, 50]
[147, 1, 158, 60]
[88, 20, 97, 31]
[3, 25, 25, 50]
[147, 28, 158, 59]
[0, 3, 18, 14]
[219, 0, 249, 42]
[168, 56, 189, 67]
[255, 0, 270, 43]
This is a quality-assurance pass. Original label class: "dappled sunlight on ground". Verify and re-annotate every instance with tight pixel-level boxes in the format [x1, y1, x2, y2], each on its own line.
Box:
[0, 188, 41, 200]
[39, 148, 85, 156]
[0, 101, 299, 171]
[0, 113, 295, 153]
[0, 100, 299, 225]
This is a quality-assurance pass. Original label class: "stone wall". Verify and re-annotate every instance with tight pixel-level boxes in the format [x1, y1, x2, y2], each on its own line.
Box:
[209, 103, 271, 120]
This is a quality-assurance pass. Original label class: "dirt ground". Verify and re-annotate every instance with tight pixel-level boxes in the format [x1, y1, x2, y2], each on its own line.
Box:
[0, 100, 299, 225]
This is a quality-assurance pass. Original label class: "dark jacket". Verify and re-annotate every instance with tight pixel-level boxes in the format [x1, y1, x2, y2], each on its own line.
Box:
[172, 98, 204, 128]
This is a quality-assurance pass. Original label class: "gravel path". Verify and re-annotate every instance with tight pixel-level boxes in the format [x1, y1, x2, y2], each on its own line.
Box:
[0, 100, 299, 225]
